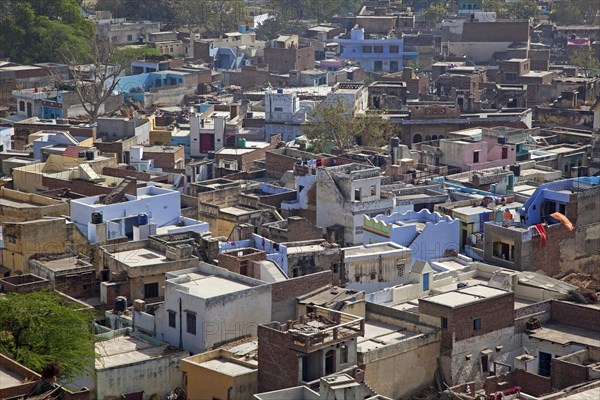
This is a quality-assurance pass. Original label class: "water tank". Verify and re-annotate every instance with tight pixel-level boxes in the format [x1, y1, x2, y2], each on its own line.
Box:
[390, 137, 400, 148]
[277, 88, 283, 94]
[137, 213, 148, 225]
[114, 296, 127, 312]
[237, 137, 247, 149]
[77, 151, 86, 158]
[91, 211, 103, 224]
[207, 151, 215, 160]
[85, 150, 95, 160]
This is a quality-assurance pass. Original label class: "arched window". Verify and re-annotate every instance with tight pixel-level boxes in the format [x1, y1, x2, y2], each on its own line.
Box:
[413, 134, 423, 144]
[432, 135, 438, 140]
[425, 135, 432, 141]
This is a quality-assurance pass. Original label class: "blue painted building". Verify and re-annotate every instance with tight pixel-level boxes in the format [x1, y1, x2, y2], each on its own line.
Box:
[334, 27, 416, 72]
[363, 209, 460, 265]
[111, 71, 186, 104]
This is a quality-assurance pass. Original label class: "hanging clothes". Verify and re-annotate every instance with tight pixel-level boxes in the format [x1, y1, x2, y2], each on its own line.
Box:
[550, 212, 574, 231]
[535, 224, 547, 247]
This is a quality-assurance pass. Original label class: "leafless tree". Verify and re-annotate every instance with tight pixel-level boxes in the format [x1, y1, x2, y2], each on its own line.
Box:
[60, 39, 124, 123]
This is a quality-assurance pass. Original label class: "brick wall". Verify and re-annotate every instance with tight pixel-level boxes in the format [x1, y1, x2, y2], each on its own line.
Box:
[550, 301, 600, 332]
[265, 151, 297, 179]
[551, 357, 588, 390]
[143, 147, 185, 169]
[271, 270, 332, 302]
[515, 369, 552, 397]
[264, 47, 315, 74]
[218, 249, 266, 274]
[419, 292, 514, 351]
[258, 324, 300, 392]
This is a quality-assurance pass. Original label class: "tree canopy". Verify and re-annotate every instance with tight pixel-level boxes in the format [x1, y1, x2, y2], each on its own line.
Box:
[570, 48, 600, 78]
[303, 99, 398, 153]
[0, 0, 95, 64]
[0, 291, 96, 379]
[268, 0, 362, 23]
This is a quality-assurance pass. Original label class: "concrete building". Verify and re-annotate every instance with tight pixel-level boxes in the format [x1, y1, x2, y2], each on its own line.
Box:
[362, 209, 460, 264]
[93, 12, 161, 44]
[334, 27, 407, 72]
[180, 342, 258, 400]
[0, 186, 70, 224]
[71, 184, 208, 244]
[341, 242, 412, 293]
[323, 82, 367, 114]
[0, 126, 13, 152]
[255, 374, 391, 400]
[263, 35, 315, 74]
[92, 330, 188, 400]
[484, 177, 600, 276]
[132, 264, 272, 355]
[258, 306, 365, 392]
[264, 89, 312, 142]
[99, 237, 199, 306]
[316, 163, 394, 246]
[29, 254, 96, 299]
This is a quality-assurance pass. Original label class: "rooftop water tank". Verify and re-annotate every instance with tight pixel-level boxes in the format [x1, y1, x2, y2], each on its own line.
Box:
[137, 213, 148, 225]
[91, 211, 103, 224]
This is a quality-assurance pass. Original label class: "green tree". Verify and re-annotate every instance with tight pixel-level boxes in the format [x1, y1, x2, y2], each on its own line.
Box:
[483, 0, 507, 14]
[111, 47, 162, 71]
[505, 0, 539, 19]
[0, 291, 96, 379]
[255, 18, 308, 41]
[0, 0, 94, 64]
[550, 2, 583, 26]
[303, 99, 397, 152]
[570, 48, 600, 78]
[421, 5, 446, 26]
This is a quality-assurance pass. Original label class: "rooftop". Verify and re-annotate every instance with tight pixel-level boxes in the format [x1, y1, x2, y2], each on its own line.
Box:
[421, 284, 510, 308]
[343, 242, 410, 261]
[95, 333, 186, 370]
[357, 320, 420, 352]
[528, 323, 600, 348]
[173, 272, 254, 298]
[196, 358, 255, 376]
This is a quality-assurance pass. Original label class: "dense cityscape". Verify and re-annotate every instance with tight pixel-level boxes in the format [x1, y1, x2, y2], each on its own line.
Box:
[0, 0, 599, 399]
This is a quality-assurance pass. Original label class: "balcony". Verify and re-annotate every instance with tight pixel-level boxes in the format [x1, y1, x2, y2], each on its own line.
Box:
[285, 306, 365, 353]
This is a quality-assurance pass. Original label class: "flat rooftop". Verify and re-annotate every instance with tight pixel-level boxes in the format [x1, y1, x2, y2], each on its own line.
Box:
[176, 272, 254, 298]
[112, 248, 168, 267]
[528, 323, 600, 348]
[197, 358, 255, 376]
[344, 242, 409, 259]
[357, 320, 420, 352]
[422, 285, 509, 308]
[96, 335, 185, 369]
[0, 364, 27, 389]
[33, 256, 92, 272]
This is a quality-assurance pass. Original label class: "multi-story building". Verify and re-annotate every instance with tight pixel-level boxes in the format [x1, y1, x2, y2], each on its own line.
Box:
[316, 163, 394, 246]
[264, 89, 309, 142]
[334, 27, 406, 73]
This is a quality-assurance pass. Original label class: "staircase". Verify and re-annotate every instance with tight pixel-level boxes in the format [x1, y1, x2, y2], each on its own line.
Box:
[100, 177, 136, 205]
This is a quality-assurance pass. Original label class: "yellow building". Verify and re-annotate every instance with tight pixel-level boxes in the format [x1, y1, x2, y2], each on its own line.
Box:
[180, 346, 258, 400]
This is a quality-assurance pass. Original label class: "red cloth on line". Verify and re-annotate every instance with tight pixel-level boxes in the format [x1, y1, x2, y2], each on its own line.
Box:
[535, 224, 547, 247]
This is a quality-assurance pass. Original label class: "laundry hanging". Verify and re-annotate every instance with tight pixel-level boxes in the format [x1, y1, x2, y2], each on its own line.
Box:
[550, 212, 574, 231]
[535, 224, 547, 247]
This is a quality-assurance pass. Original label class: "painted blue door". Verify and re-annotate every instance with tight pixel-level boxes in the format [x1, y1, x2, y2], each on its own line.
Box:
[423, 273, 430, 291]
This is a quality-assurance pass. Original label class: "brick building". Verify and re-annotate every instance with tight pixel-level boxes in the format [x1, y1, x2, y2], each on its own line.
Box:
[258, 306, 365, 392]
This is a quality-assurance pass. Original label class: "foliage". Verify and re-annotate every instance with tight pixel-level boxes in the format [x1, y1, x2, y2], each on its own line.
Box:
[550, 0, 599, 25]
[421, 5, 446, 25]
[255, 18, 308, 42]
[303, 99, 397, 152]
[482, 0, 506, 14]
[0, 0, 94, 64]
[269, 0, 362, 23]
[0, 291, 96, 379]
[111, 47, 162, 68]
[95, 0, 176, 24]
[569, 48, 600, 78]
[505, 0, 539, 19]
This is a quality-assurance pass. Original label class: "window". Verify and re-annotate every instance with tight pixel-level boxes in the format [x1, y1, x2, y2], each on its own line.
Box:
[441, 317, 448, 329]
[168, 311, 176, 328]
[332, 264, 339, 273]
[473, 151, 480, 163]
[370, 272, 377, 280]
[127, 34, 133, 42]
[362, 45, 372, 53]
[473, 318, 481, 331]
[396, 262, 404, 276]
[389, 45, 399, 53]
[340, 344, 348, 364]
[502, 147, 508, 159]
[481, 355, 489, 372]
[186, 312, 196, 335]
[325, 350, 335, 374]
[370, 185, 376, 196]
[19, 101, 25, 111]
[354, 188, 362, 201]
[374, 46, 383, 53]
[274, 107, 283, 112]
[144, 282, 159, 298]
